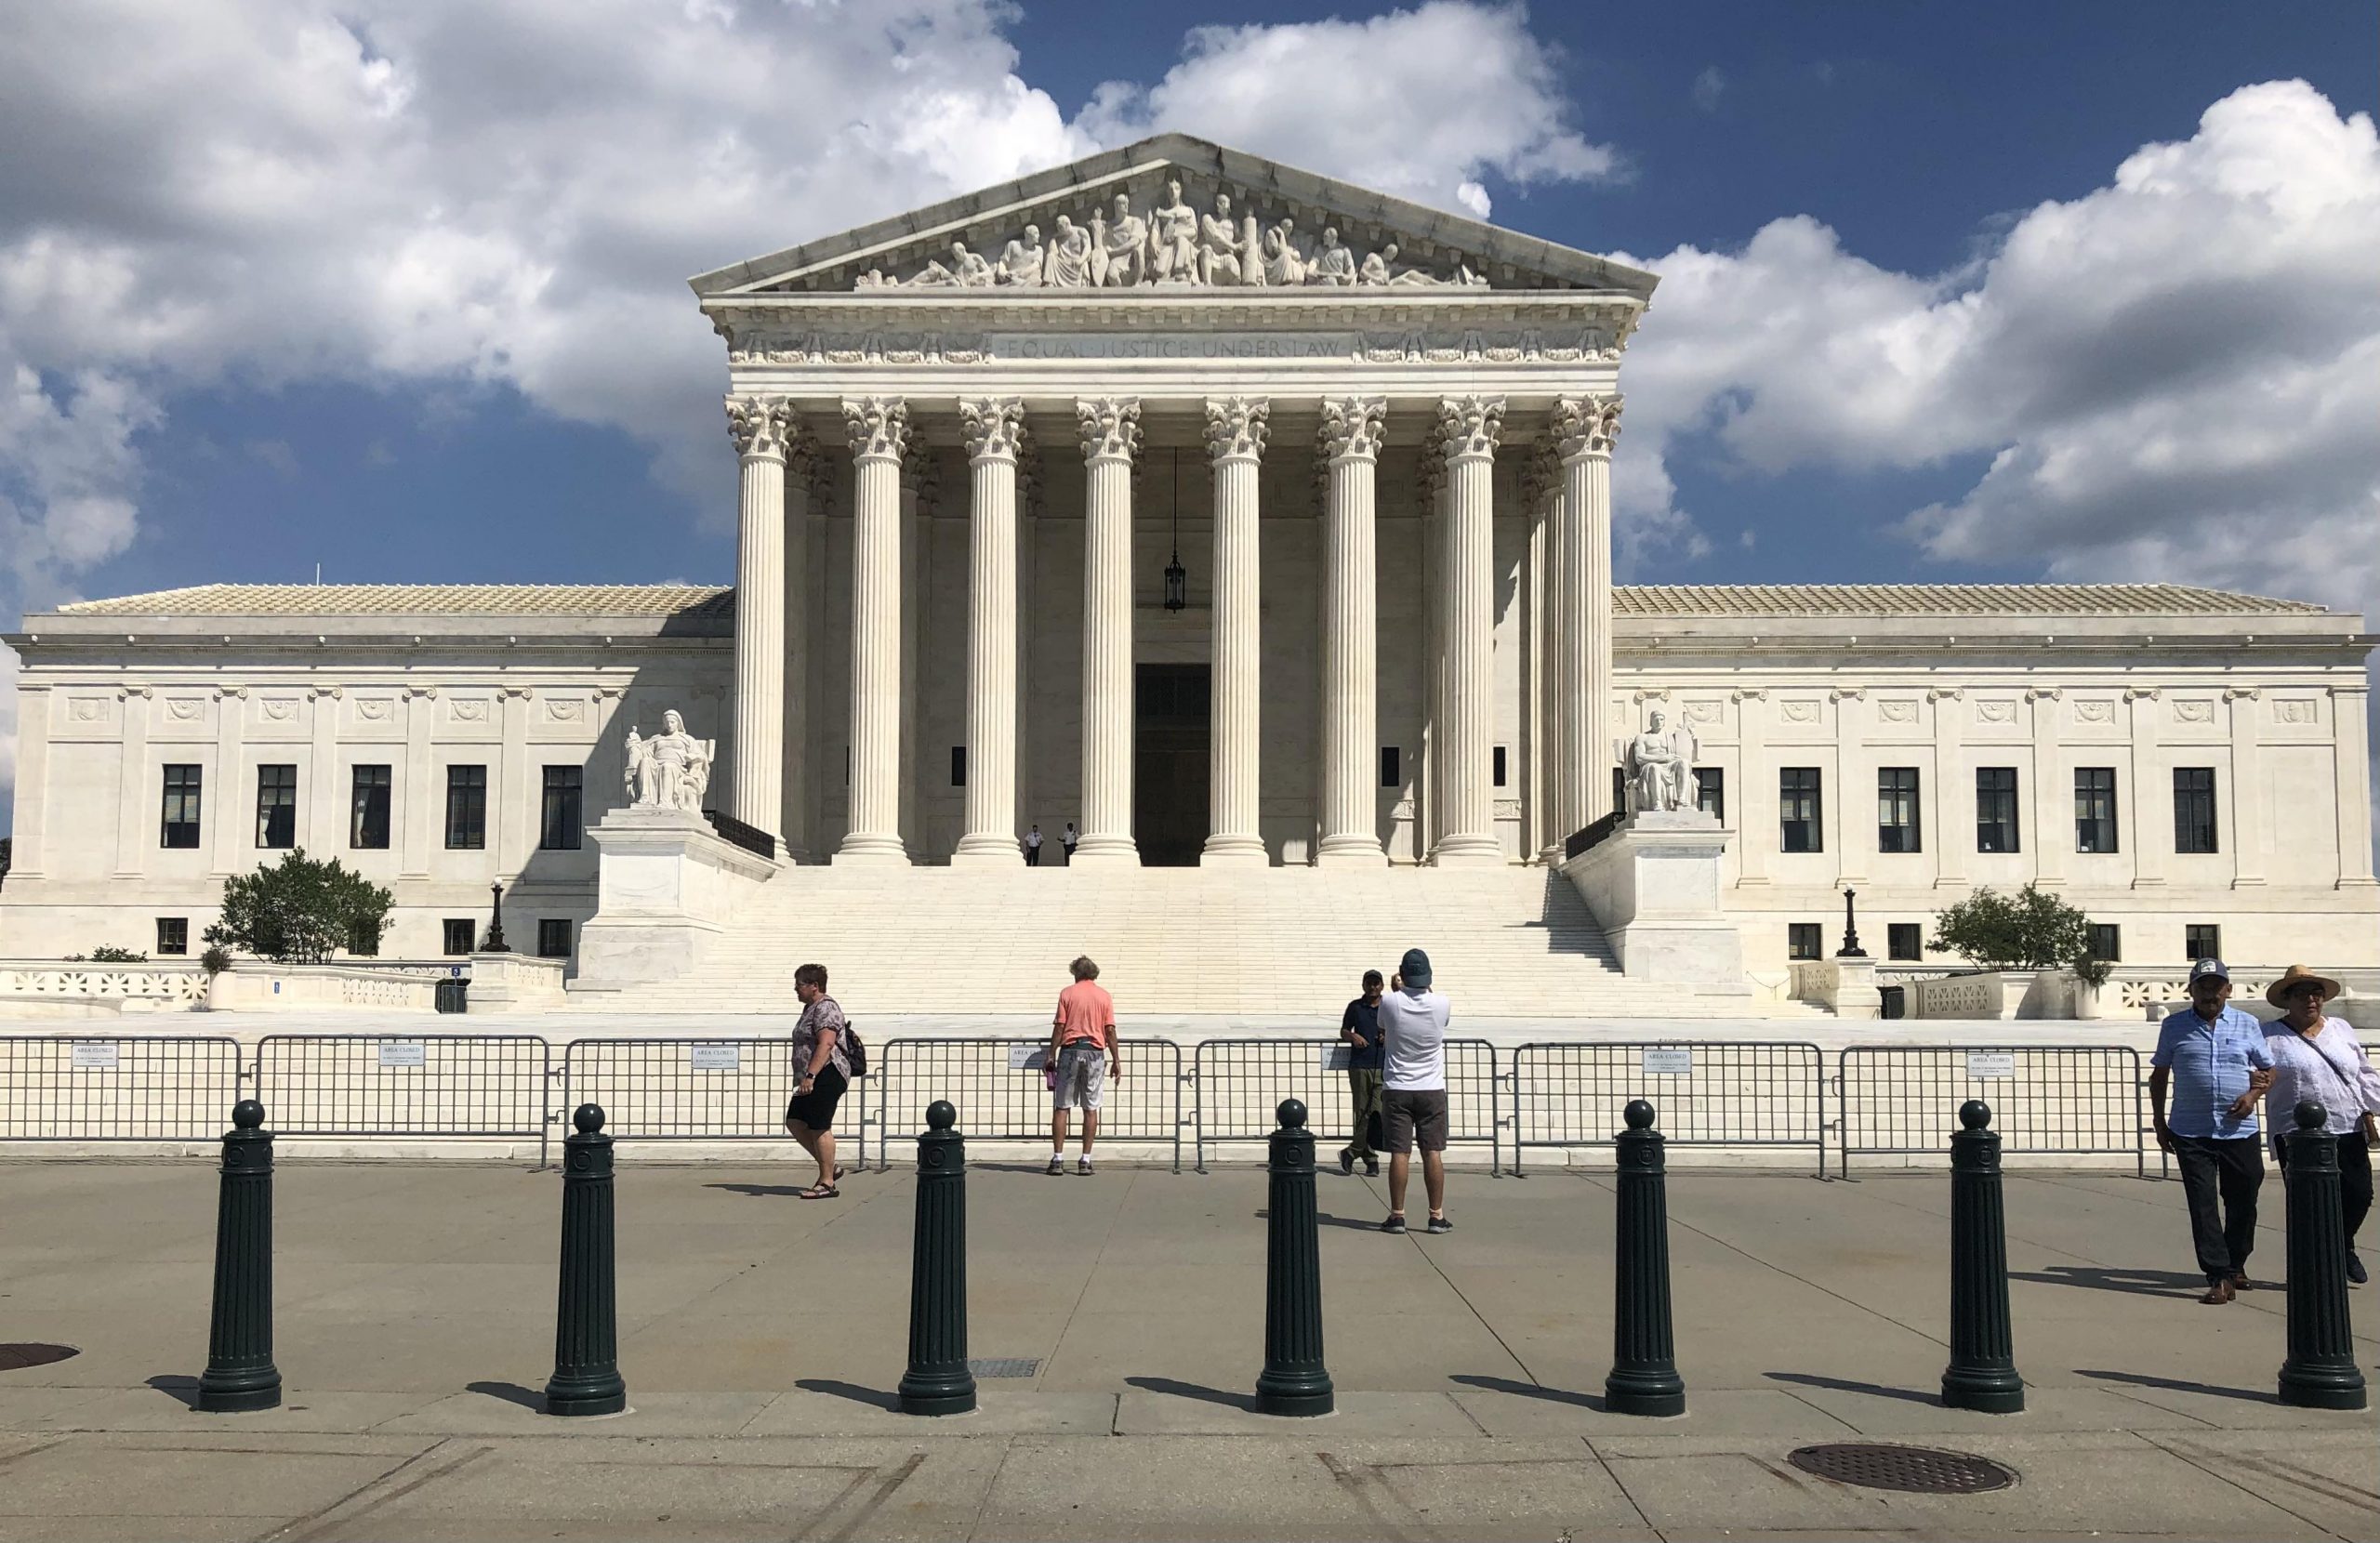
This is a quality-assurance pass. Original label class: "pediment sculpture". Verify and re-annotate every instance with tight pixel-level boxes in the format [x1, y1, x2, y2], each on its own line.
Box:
[624, 709, 714, 814]
[1616, 709, 1701, 815]
[853, 176, 1492, 293]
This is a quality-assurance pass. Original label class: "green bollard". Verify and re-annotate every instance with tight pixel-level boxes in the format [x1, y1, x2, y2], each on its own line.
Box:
[1941, 1101, 2025, 1413]
[2279, 1102, 2368, 1410]
[1606, 1100, 1686, 1417]
[899, 1101, 976, 1415]
[197, 1100, 282, 1413]
[1256, 1099, 1334, 1416]
[545, 1104, 627, 1417]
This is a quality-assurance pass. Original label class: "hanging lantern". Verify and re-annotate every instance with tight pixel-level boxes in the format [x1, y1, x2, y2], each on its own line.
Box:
[1163, 449, 1188, 612]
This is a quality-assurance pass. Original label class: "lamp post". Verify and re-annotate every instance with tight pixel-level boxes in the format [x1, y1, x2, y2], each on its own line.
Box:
[1163, 449, 1187, 613]
[483, 880, 509, 953]
[1837, 886, 1866, 958]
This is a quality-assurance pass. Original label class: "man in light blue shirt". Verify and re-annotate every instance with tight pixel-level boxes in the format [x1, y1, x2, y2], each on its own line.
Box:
[2150, 959, 2277, 1303]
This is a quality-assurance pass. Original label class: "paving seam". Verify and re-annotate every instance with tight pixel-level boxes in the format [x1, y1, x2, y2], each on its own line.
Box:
[1354, 1170, 1540, 1390]
[2132, 1429, 2368, 1540]
[260, 1433, 477, 1543]
[1316, 1450, 1427, 1543]
[2087, 1385, 2221, 1430]
[1769, 1385, 1868, 1434]
[963, 1434, 1018, 1543]
[1035, 1163, 1135, 1391]
[1578, 1434, 1667, 1542]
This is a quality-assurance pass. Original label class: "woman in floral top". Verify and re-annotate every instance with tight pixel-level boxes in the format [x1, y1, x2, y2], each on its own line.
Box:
[785, 961, 852, 1199]
[2262, 965, 2378, 1284]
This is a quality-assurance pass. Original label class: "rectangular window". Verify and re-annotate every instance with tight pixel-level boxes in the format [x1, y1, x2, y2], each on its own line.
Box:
[950, 745, 966, 787]
[350, 764, 392, 850]
[2075, 768, 2119, 853]
[1977, 767, 2020, 853]
[1788, 922, 1823, 960]
[347, 917, 381, 956]
[1492, 745, 1508, 788]
[1380, 746, 1401, 788]
[444, 765, 487, 851]
[537, 918, 573, 959]
[156, 917, 188, 956]
[443, 918, 476, 956]
[1779, 768, 1823, 852]
[160, 764, 204, 850]
[255, 764, 298, 849]
[1877, 768, 1922, 853]
[2186, 922, 2222, 960]
[1694, 767, 1725, 824]
[2090, 923, 2122, 963]
[1887, 922, 1922, 961]
[2174, 767, 2218, 853]
[539, 765, 584, 851]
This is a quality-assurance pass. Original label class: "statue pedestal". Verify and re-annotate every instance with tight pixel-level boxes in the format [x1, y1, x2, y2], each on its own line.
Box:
[573, 809, 780, 990]
[1560, 811, 1747, 991]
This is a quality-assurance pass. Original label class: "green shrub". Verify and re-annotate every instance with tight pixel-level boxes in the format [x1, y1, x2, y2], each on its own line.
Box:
[203, 849, 394, 965]
[1928, 883, 2111, 988]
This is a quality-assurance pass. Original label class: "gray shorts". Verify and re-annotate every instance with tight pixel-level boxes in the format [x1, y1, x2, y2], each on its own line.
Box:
[1053, 1042, 1108, 1111]
[1381, 1088, 1448, 1154]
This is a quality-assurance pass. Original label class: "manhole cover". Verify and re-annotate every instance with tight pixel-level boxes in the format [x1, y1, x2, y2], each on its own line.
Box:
[0, 1343, 80, 1371]
[967, 1358, 1040, 1378]
[1787, 1443, 2016, 1495]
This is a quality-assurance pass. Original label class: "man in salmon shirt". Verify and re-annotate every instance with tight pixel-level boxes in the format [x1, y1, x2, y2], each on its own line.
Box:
[1048, 955, 1125, 1175]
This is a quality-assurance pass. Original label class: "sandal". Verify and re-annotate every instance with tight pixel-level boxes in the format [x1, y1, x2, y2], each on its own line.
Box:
[798, 1183, 840, 1200]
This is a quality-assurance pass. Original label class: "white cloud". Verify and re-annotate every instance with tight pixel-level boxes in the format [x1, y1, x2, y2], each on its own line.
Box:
[1612, 81, 2380, 629]
[1692, 67, 1726, 113]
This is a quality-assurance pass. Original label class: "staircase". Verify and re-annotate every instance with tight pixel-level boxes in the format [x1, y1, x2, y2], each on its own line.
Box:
[574, 864, 1816, 1019]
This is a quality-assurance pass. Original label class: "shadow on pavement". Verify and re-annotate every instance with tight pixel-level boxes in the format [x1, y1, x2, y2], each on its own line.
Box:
[2076, 1368, 2281, 1405]
[1126, 1376, 1259, 1412]
[2010, 1265, 2206, 1299]
[144, 1374, 199, 1408]
[1448, 1373, 1604, 1410]
[1765, 1371, 1937, 1405]
[707, 1183, 813, 1197]
[467, 1380, 544, 1411]
[1254, 1208, 1390, 1233]
[796, 1378, 901, 1411]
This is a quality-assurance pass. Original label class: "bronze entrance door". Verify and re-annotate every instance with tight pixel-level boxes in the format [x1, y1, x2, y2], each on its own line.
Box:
[1133, 663, 1210, 866]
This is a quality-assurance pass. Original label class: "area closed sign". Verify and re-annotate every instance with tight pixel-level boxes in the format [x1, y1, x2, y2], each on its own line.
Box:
[690, 1045, 741, 1071]
[1965, 1051, 2017, 1079]
[70, 1043, 119, 1069]
[377, 1041, 428, 1067]
[1641, 1048, 1694, 1075]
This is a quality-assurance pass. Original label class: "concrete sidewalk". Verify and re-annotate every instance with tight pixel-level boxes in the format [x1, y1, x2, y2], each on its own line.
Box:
[1, 1160, 2373, 1540]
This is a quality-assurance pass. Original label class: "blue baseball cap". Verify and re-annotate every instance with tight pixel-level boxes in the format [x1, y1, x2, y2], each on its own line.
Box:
[2188, 958, 2229, 984]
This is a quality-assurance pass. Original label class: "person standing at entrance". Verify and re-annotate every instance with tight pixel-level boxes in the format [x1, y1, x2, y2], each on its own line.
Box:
[2260, 964, 2379, 1285]
[1061, 821, 1078, 864]
[1049, 955, 1123, 1174]
[1338, 969, 1386, 1177]
[784, 962, 852, 1200]
[1025, 824, 1043, 865]
[2149, 959, 2275, 1302]
[1377, 947, 1452, 1233]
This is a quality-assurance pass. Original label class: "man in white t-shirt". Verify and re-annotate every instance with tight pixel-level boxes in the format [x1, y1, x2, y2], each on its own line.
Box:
[1374, 946, 1452, 1234]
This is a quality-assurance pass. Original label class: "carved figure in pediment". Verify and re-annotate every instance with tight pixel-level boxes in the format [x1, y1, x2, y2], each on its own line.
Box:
[1150, 179, 1197, 283]
[1311, 227, 1355, 285]
[998, 224, 1045, 286]
[1261, 222, 1305, 286]
[1198, 193, 1244, 284]
[1357, 242, 1395, 285]
[855, 269, 888, 288]
[1095, 192, 1145, 286]
[1045, 216, 1094, 287]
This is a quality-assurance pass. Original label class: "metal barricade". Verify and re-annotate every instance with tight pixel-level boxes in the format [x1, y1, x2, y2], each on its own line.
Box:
[1193, 1037, 1501, 1174]
[1511, 1041, 1828, 1177]
[1836, 1044, 2148, 1178]
[0, 1035, 246, 1141]
[560, 1037, 864, 1155]
[256, 1034, 553, 1164]
[873, 1037, 1184, 1172]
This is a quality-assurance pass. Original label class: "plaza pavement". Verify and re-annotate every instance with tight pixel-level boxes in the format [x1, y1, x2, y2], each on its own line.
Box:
[1, 1157, 2373, 1541]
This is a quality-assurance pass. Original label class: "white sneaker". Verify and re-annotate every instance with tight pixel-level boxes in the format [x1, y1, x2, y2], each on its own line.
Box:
[1077, 1154, 1095, 1175]
[1046, 1154, 1064, 1175]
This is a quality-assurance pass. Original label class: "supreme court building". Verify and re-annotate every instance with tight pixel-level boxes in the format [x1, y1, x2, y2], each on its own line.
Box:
[5, 137, 2373, 1015]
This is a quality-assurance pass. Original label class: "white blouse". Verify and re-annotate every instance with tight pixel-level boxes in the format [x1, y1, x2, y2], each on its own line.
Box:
[2262, 1017, 2376, 1144]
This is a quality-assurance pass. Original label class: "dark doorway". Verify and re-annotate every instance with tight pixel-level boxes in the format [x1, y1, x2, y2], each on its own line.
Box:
[1135, 663, 1210, 867]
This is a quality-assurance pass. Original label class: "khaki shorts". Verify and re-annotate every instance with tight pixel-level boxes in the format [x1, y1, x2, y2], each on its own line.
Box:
[1053, 1042, 1108, 1111]
[1381, 1088, 1448, 1154]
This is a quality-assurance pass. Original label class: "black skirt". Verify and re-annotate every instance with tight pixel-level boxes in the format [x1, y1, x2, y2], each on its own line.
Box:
[786, 1063, 848, 1131]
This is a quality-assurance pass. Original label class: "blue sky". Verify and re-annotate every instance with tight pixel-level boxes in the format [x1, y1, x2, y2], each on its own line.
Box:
[2, 1, 2376, 826]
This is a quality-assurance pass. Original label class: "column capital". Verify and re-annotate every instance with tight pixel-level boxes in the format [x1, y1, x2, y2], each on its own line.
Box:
[1435, 395, 1505, 462]
[1203, 396, 1270, 464]
[725, 394, 800, 461]
[840, 396, 911, 463]
[959, 397, 1026, 463]
[1076, 397, 1143, 464]
[1317, 396, 1386, 464]
[1552, 394, 1623, 460]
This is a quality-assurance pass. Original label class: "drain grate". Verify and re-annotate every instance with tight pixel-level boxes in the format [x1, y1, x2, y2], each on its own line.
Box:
[967, 1357, 1040, 1378]
[1787, 1443, 2016, 1495]
[0, 1343, 80, 1372]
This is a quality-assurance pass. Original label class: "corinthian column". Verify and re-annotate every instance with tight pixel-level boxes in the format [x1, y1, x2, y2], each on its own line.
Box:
[1203, 396, 1270, 865]
[836, 397, 909, 864]
[953, 398, 1025, 865]
[1075, 399, 1142, 865]
[1554, 394, 1620, 832]
[726, 394, 795, 853]
[1434, 396, 1504, 866]
[1318, 397, 1387, 866]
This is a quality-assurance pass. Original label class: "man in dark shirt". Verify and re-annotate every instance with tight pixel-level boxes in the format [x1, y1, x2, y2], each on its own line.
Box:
[1337, 969, 1387, 1176]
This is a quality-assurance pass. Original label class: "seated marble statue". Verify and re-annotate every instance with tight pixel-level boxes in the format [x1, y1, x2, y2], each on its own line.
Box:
[1356, 242, 1395, 285]
[1198, 193, 1243, 284]
[998, 224, 1046, 285]
[624, 709, 714, 815]
[1150, 179, 1198, 283]
[1618, 709, 1699, 815]
[1046, 216, 1094, 286]
[1261, 223, 1305, 286]
[1094, 192, 1146, 286]
[1310, 227, 1356, 285]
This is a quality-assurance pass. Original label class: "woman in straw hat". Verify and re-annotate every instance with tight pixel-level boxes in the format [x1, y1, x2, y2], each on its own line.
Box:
[2262, 964, 2379, 1283]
